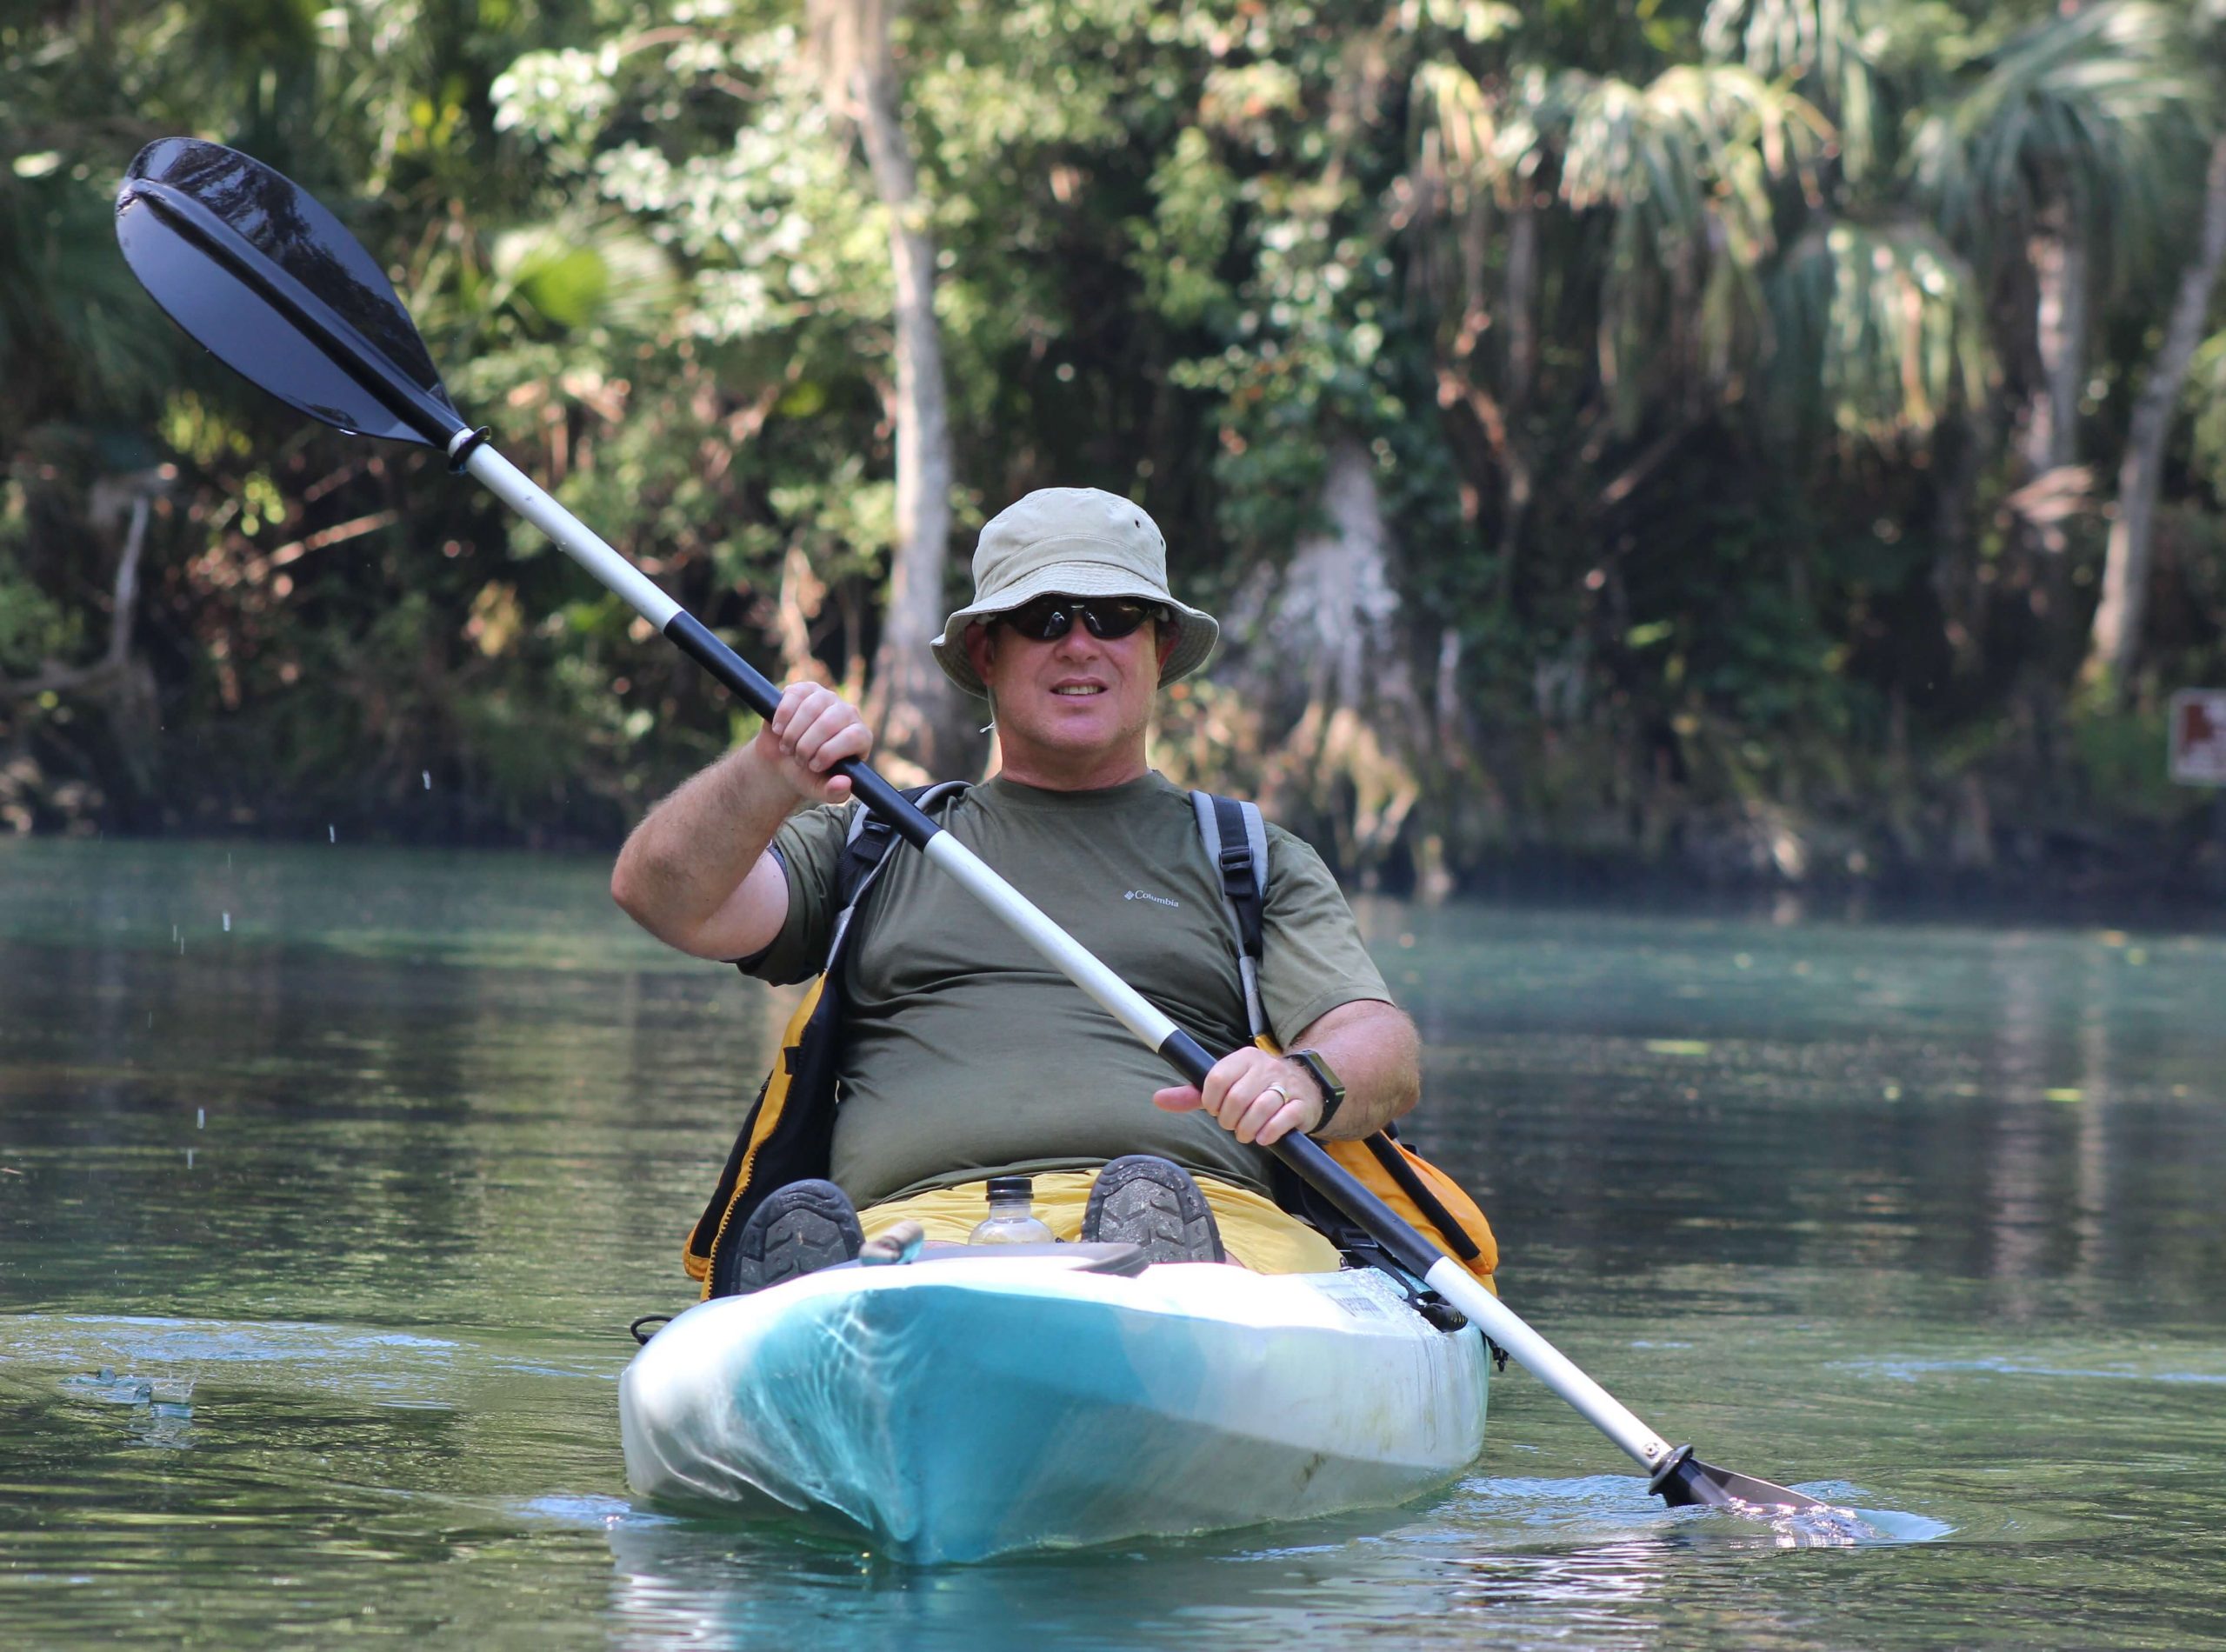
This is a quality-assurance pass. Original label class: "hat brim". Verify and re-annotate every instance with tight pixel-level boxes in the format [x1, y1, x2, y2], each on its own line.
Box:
[930, 561, 1218, 698]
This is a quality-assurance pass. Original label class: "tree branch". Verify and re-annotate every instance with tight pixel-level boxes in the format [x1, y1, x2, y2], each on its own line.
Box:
[1594, 415, 1705, 514]
[0, 483, 155, 702]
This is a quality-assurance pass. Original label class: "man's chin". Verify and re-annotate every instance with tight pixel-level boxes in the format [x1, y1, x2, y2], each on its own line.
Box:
[1032, 723, 1118, 750]
[1010, 707, 1138, 753]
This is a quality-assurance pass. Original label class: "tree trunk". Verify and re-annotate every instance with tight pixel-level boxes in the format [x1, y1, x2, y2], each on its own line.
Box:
[2007, 196, 2089, 741]
[1496, 202, 1537, 607]
[1, 470, 165, 819]
[814, 0, 972, 780]
[2023, 206, 2087, 479]
[2083, 135, 2226, 706]
[1246, 438, 1431, 883]
[1929, 413, 1989, 675]
[775, 540, 833, 689]
[1, 470, 159, 702]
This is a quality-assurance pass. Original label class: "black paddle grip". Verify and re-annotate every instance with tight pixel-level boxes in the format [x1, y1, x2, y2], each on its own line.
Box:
[663, 611, 941, 850]
[1156, 1028, 1444, 1279]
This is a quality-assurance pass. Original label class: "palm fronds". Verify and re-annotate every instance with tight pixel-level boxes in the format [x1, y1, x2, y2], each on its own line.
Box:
[1541, 63, 1829, 425]
[1768, 216, 1990, 454]
[1702, 0, 1894, 177]
[0, 170, 183, 442]
[1909, 1, 2204, 290]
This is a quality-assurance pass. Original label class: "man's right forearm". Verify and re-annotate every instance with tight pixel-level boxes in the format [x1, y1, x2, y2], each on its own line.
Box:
[614, 681, 875, 961]
[610, 741, 798, 960]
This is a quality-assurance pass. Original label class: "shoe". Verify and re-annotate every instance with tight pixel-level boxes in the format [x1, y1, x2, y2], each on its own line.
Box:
[713, 1179, 864, 1296]
[1082, 1156, 1225, 1263]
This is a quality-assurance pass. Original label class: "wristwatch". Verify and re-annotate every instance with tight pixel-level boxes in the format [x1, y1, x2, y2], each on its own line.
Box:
[1288, 1049, 1346, 1136]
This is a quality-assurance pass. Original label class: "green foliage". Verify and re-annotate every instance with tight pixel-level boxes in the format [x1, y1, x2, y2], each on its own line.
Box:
[0, 0, 2220, 883]
[2189, 330, 2226, 501]
[0, 487, 77, 675]
[1909, 2, 2204, 296]
[1767, 216, 1990, 453]
[2067, 705, 2185, 822]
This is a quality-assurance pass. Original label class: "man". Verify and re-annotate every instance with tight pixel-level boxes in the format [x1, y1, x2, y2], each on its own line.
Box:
[612, 488, 1420, 1286]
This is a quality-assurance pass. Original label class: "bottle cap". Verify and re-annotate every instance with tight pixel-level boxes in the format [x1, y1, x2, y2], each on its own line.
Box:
[985, 1174, 1033, 1203]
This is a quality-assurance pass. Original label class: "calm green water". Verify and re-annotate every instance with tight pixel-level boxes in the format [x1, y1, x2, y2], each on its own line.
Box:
[3, 838, 2223, 1649]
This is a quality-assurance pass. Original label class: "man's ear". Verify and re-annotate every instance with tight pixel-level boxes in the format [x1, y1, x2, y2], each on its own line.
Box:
[1155, 622, 1179, 675]
[963, 620, 996, 683]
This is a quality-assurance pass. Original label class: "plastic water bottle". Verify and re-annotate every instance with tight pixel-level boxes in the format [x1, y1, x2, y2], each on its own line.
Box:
[969, 1175, 1054, 1244]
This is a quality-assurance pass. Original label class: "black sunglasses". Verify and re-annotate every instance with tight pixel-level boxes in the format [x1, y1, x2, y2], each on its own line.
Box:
[996, 595, 1168, 643]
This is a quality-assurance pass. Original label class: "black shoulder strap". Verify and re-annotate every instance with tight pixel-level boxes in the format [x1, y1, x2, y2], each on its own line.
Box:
[827, 781, 970, 968]
[1190, 789, 1270, 1038]
[1189, 790, 1487, 1281]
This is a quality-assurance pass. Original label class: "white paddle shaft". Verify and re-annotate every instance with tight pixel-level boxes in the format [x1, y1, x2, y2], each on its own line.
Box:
[924, 836, 1181, 1050]
[459, 431, 1678, 1482]
[1424, 1256, 1673, 1470]
[463, 443, 681, 630]
[943, 805, 1676, 1474]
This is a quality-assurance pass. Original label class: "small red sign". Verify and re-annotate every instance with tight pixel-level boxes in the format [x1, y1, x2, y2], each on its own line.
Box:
[2171, 690, 2226, 787]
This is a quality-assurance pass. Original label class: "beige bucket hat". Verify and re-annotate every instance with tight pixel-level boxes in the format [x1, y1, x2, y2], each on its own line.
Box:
[930, 488, 1219, 699]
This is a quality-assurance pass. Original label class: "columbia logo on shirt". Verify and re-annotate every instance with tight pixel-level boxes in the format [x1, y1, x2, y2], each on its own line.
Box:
[1124, 889, 1179, 909]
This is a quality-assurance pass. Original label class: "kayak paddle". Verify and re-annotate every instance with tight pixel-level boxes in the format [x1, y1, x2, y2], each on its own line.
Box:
[115, 137, 1832, 1520]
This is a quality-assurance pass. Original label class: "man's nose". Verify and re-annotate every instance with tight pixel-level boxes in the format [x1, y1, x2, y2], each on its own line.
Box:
[1052, 623, 1102, 661]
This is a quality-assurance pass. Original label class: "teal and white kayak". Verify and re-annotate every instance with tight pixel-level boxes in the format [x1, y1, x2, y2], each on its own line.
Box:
[619, 1250, 1490, 1563]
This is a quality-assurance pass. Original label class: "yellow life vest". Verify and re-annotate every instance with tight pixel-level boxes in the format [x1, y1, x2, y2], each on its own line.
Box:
[683, 782, 970, 1294]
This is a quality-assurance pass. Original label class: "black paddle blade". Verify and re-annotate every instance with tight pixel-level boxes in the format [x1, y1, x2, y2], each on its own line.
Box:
[115, 138, 463, 450]
[1649, 1444, 1830, 1514]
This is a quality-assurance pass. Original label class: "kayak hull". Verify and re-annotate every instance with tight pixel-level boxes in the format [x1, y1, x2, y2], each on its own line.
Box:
[619, 1256, 1488, 1563]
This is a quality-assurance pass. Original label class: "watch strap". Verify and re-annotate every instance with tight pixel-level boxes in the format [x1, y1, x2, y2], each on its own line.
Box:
[1290, 1048, 1345, 1135]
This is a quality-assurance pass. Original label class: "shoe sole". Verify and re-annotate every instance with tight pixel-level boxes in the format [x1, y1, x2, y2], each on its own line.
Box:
[1083, 1158, 1224, 1263]
[716, 1181, 863, 1296]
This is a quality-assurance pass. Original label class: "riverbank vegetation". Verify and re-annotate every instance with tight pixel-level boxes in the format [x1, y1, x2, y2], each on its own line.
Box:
[5, 0, 2224, 892]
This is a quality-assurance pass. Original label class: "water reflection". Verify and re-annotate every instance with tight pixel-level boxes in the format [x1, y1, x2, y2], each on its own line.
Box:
[595, 1497, 1660, 1652]
[1376, 907, 2226, 1329]
[592, 1478, 1940, 1652]
[3, 843, 2223, 1649]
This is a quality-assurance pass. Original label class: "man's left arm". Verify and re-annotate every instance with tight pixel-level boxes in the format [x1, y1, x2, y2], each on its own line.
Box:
[1150, 997, 1420, 1146]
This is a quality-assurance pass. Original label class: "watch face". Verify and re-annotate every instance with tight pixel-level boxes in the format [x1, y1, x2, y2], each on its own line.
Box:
[1296, 1049, 1344, 1102]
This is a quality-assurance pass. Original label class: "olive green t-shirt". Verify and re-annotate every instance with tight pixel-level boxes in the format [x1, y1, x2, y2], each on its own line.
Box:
[742, 771, 1392, 1207]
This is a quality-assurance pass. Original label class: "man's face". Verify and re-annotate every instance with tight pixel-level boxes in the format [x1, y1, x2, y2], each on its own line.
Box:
[964, 597, 1181, 778]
